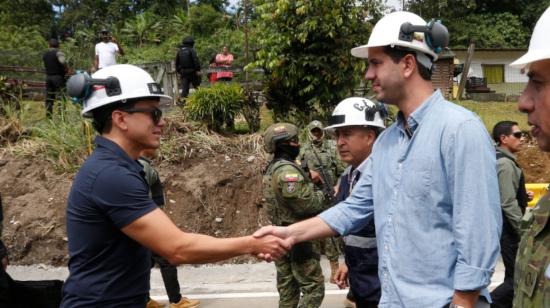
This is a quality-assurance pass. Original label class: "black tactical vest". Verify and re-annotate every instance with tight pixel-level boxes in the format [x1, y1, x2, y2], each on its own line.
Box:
[42, 49, 65, 76]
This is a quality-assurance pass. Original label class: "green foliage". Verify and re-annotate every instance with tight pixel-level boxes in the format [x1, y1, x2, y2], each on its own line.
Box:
[27, 100, 92, 173]
[0, 0, 54, 37]
[0, 24, 47, 67]
[184, 83, 244, 132]
[188, 4, 229, 37]
[195, 0, 230, 12]
[449, 13, 529, 48]
[251, 0, 383, 123]
[406, 0, 550, 48]
[122, 11, 162, 47]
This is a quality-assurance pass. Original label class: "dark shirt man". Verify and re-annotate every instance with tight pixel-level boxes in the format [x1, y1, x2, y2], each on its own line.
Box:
[175, 36, 201, 99]
[42, 38, 68, 118]
[63, 136, 157, 307]
[490, 121, 529, 308]
[62, 64, 286, 307]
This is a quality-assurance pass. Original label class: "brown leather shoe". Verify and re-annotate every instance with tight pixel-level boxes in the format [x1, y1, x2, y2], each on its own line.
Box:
[147, 299, 165, 308]
[170, 297, 200, 308]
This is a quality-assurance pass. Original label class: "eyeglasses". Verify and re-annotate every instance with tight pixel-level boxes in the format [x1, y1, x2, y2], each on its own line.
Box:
[121, 107, 163, 125]
[511, 131, 523, 139]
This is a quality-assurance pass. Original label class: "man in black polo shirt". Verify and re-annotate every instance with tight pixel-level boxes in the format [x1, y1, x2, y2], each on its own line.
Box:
[42, 38, 68, 118]
[62, 64, 289, 307]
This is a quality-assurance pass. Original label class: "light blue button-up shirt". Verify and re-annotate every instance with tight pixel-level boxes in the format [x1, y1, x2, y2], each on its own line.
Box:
[319, 90, 502, 307]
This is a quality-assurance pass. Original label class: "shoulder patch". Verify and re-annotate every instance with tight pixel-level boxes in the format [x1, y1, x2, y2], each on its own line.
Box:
[284, 173, 299, 182]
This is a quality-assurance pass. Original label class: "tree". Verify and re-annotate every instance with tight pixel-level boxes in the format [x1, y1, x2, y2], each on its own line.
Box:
[448, 12, 529, 48]
[405, 0, 550, 48]
[122, 11, 162, 47]
[251, 0, 384, 122]
[0, 0, 54, 37]
[195, 0, 229, 12]
[188, 4, 227, 37]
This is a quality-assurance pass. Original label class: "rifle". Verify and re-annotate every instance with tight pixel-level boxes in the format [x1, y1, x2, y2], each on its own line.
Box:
[304, 149, 336, 203]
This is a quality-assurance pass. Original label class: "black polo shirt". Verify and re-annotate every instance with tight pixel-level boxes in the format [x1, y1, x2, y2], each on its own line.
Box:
[61, 136, 157, 307]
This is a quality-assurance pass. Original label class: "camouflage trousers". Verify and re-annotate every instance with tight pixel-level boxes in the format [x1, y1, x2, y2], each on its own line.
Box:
[275, 241, 325, 308]
[320, 237, 342, 263]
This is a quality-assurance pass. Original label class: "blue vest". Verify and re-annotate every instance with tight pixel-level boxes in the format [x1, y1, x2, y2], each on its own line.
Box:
[336, 168, 381, 301]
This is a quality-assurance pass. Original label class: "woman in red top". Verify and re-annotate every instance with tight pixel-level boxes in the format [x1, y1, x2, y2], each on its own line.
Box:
[214, 46, 234, 82]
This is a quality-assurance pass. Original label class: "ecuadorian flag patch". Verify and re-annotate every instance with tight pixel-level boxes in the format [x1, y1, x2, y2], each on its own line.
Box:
[284, 174, 299, 182]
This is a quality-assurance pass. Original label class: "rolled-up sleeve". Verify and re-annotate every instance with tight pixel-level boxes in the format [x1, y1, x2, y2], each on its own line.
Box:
[445, 119, 502, 290]
[319, 157, 375, 236]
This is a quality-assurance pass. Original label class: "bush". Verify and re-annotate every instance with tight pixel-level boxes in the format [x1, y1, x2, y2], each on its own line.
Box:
[184, 82, 244, 132]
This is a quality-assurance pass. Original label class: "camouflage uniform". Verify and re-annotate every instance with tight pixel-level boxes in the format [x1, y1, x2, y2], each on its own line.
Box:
[513, 193, 550, 307]
[263, 123, 328, 308]
[299, 122, 345, 265]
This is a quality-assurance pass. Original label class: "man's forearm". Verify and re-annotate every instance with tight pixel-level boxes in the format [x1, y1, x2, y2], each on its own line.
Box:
[288, 216, 337, 243]
[452, 290, 480, 308]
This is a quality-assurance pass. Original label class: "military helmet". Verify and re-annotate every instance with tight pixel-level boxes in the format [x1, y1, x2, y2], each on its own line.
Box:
[263, 123, 299, 153]
[307, 120, 324, 141]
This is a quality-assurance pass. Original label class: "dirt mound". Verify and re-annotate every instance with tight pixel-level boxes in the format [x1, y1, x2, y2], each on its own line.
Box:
[1, 126, 550, 266]
[0, 123, 272, 265]
[517, 136, 550, 183]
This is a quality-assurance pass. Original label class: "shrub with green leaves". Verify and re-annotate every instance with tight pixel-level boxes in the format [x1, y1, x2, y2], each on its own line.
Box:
[184, 83, 244, 132]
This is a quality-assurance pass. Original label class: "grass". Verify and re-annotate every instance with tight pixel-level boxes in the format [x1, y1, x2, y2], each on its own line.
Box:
[488, 83, 526, 96]
[453, 100, 528, 133]
[3, 98, 93, 173]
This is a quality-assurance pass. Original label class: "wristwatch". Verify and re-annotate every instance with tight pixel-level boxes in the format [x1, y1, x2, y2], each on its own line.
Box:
[449, 304, 465, 308]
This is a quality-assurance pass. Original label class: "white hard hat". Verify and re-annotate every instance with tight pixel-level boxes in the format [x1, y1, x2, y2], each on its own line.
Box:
[351, 11, 448, 62]
[325, 97, 386, 130]
[510, 7, 550, 68]
[68, 64, 172, 117]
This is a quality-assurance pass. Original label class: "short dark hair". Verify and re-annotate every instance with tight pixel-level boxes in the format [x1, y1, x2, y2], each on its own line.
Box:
[368, 126, 384, 138]
[492, 120, 518, 145]
[49, 38, 59, 48]
[91, 102, 126, 134]
[382, 46, 432, 81]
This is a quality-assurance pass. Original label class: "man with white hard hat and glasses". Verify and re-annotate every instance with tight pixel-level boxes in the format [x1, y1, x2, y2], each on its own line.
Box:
[327, 97, 386, 308]
[254, 11, 501, 308]
[509, 6, 550, 307]
[61, 64, 289, 307]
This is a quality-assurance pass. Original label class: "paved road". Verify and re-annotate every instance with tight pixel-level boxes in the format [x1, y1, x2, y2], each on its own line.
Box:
[7, 257, 505, 307]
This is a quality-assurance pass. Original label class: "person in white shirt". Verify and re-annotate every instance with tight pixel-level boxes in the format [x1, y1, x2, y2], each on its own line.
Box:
[94, 29, 124, 71]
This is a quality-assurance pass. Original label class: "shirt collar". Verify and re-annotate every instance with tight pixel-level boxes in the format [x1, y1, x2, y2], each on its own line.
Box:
[496, 146, 517, 160]
[396, 90, 443, 137]
[94, 136, 144, 174]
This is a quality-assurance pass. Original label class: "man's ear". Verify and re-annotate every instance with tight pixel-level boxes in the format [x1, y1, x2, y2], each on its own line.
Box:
[111, 110, 128, 131]
[499, 134, 507, 145]
[402, 54, 416, 79]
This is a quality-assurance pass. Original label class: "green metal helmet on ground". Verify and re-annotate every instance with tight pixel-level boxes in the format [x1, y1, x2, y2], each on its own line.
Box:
[263, 123, 299, 153]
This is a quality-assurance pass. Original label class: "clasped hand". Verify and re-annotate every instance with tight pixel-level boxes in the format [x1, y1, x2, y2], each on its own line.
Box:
[251, 225, 295, 262]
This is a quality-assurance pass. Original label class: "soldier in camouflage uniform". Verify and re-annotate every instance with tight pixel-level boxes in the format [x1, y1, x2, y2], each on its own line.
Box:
[510, 7, 550, 307]
[263, 123, 328, 308]
[298, 120, 345, 283]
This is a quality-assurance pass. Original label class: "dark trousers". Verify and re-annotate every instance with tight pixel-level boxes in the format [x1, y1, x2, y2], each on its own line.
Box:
[490, 224, 519, 308]
[45, 75, 65, 118]
[180, 73, 200, 98]
[150, 253, 181, 304]
[351, 288, 378, 308]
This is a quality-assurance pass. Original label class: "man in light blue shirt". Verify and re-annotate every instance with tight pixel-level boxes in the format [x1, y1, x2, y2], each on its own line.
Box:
[255, 11, 502, 308]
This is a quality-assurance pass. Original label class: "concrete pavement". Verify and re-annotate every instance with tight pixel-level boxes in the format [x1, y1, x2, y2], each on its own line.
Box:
[7, 257, 505, 307]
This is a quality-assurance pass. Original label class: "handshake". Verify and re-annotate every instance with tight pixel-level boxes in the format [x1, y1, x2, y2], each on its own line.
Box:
[248, 225, 294, 262]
